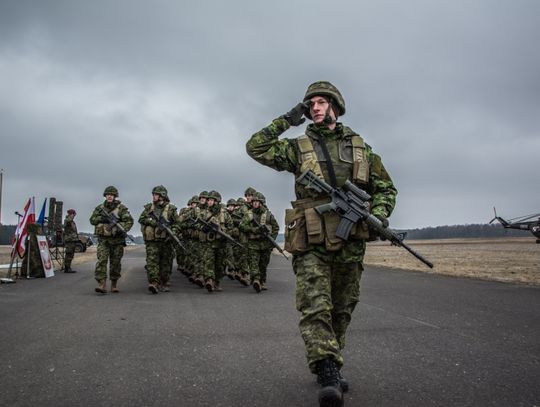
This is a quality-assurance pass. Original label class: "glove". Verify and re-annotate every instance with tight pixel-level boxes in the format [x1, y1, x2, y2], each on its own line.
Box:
[100, 216, 110, 224]
[201, 225, 211, 233]
[282, 102, 308, 126]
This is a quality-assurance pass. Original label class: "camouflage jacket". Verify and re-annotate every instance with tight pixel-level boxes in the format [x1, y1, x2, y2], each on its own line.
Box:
[89, 200, 134, 243]
[246, 117, 397, 218]
[63, 214, 79, 242]
[246, 117, 397, 261]
[138, 201, 179, 242]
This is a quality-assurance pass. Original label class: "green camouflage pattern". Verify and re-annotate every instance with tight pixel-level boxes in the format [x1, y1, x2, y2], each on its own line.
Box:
[94, 239, 125, 281]
[246, 114, 396, 372]
[303, 81, 346, 117]
[246, 118, 396, 218]
[139, 201, 178, 285]
[89, 200, 134, 244]
[63, 214, 79, 242]
[239, 206, 279, 282]
[294, 250, 363, 372]
[145, 241, 174, 285]
[89, 200, 133, 282]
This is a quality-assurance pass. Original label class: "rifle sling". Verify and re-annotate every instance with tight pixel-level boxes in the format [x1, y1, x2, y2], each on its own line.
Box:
[315, 135, 338, 188]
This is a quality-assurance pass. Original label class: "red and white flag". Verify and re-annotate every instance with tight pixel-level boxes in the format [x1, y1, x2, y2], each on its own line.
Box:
[12, 197, 36, 258]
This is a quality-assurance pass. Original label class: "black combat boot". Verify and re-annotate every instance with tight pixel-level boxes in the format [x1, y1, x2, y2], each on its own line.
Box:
[315, 358, 344, 407]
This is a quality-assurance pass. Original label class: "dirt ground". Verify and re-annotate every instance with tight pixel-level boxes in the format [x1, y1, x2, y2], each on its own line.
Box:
[364, 237, 539, 285]
[2, 238, 538, 285]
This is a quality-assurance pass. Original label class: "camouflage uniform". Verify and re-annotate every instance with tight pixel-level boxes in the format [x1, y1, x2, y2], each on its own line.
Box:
[196, 190, 233, 292]
[138, 185, 179, 293]
[63, 209, 78, 272]
[177, 196, 199, 278]
[175, 201, 190, 274]
[239, 192, 279, 292]
[89, 186, 134, 292]
[246, 81, 397, 376]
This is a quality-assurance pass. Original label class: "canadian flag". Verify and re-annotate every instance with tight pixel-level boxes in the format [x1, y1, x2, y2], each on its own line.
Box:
[12, 197, 36, 258]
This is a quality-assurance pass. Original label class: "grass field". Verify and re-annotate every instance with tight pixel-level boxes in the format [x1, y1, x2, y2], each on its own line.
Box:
[364, 237, 539, 285]
[2, 237, 538, 285]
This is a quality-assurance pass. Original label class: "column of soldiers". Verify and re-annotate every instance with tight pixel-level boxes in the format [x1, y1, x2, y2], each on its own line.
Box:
[87, 185, 280, 295]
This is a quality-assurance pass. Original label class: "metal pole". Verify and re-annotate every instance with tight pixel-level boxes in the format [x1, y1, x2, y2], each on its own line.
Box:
[0, 168, 3, 225]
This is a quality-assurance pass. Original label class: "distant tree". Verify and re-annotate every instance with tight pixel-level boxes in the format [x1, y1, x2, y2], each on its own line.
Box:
[0, 224, 16, 245]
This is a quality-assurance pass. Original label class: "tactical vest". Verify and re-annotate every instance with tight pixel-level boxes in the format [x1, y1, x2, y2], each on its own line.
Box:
[297, 130, 369, 185]
[142, 203, 174, 241]
[247, 209, 270, 240]
[199, 206, 227, 242]
[95, 205, 120, 237]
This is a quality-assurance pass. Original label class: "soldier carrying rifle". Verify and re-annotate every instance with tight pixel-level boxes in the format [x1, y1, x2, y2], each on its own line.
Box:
[246, 81, 398, 407]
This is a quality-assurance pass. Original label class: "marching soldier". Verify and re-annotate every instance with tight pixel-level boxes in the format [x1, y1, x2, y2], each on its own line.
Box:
[246, 81, 397, 406]
[239, 192, 279, 292]
[89, 186, 134, 293]
[138, 185, 179, 294]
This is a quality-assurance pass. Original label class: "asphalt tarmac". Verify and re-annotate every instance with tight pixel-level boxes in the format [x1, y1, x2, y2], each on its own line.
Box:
[1, 246, 539, 407]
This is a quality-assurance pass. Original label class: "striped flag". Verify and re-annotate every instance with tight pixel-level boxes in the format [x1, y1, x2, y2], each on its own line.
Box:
[12, 197, 36, 258]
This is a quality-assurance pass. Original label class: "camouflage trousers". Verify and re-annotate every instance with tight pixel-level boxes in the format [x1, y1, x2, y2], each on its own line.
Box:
[245, 242, 271, 283]
[145, 240, 174, 285]
[294, 251, 363, 374]
[200, 241, 226, 282]
[64, 241, 76, 269]
[95, 239, 125, 282]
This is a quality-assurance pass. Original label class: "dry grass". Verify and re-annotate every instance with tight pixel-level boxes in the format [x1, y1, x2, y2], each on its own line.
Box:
[364, 237, 540, 285]
[3, 238, 538, 285]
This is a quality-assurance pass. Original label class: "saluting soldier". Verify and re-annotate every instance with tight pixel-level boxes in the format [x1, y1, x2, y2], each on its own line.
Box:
[246, 81, 397, 406]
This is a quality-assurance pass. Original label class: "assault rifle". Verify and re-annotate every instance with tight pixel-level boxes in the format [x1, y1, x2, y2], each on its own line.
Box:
[149, 212, 186, 251]
[296, 170, 434, 268]
[99, 207, 135, 242]
[251, 217, 289, 260]
[195, 217, 245, 248]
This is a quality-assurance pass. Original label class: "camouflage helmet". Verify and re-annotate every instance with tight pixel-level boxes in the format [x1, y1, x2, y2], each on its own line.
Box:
[208, 190, 222, 202]
[226, 198, 237, 206]
[199, 190, 209, 199]
[189, 195, 199, 205]
[252, 191, 266, 205]
[67, 208, 77, 215]
[103, 185, 118, 197]
[237, 197, 246, 204]
[303, 81, 346, 119]
[152, 185, 168, 199]
[244, 187, 257, 196]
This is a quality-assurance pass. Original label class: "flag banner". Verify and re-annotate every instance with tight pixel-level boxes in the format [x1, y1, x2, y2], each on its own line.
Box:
[37, 235, 54, 277]
[36, 198, 47, 226]
[11, 197, 36, 258]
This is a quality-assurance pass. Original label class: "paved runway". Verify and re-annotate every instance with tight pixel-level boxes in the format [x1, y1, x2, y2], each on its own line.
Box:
[1, 246, 539, 406]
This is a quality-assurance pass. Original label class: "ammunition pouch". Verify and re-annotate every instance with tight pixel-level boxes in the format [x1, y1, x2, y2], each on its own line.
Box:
[284, 197, 370, 254]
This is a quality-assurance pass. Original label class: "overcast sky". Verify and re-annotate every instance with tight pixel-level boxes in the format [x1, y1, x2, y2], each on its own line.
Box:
[1, 0, 539, 233]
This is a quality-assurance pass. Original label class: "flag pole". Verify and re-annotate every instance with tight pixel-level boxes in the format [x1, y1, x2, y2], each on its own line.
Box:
[0, 168, 3, 225]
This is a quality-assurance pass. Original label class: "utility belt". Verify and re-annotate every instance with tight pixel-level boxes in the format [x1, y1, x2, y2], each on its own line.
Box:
[284, 197, 370, 254]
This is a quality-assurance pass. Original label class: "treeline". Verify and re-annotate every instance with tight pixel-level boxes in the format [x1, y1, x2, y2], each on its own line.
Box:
[402, 223, 529, 240]
[0, 225, 16, 245]
[1, 223, 530, 245]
